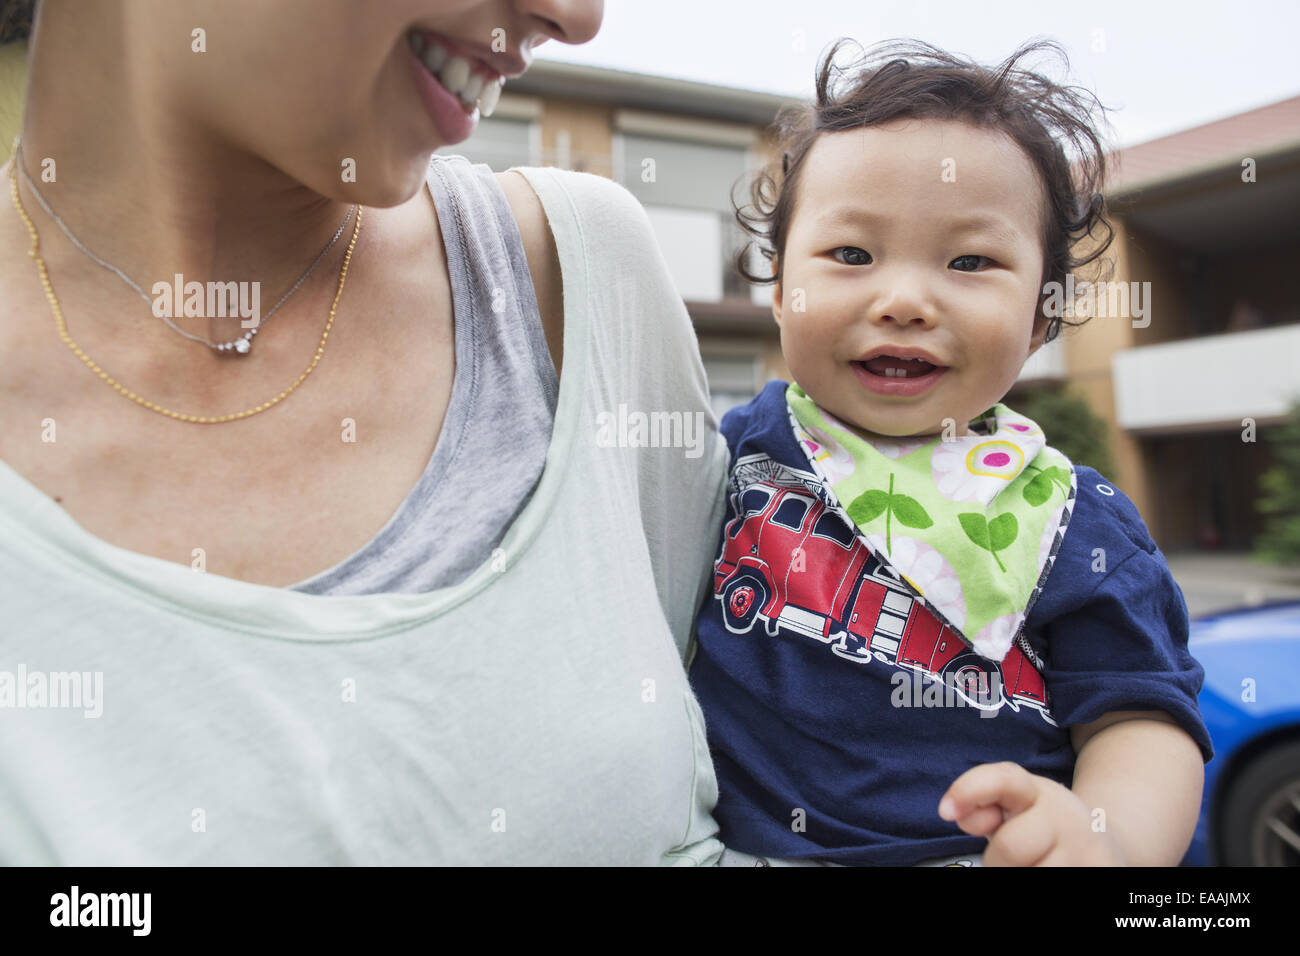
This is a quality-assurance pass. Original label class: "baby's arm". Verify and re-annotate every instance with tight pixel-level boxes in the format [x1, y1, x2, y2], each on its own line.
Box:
[1068, 709, 1204, 865]
[937, 709, 1204, 865]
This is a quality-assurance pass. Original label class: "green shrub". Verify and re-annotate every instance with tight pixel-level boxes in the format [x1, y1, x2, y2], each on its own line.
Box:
[1256, 400, 1300, 564]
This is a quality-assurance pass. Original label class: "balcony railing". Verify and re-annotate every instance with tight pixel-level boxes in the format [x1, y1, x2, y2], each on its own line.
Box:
[1113, 323, 1300, 431]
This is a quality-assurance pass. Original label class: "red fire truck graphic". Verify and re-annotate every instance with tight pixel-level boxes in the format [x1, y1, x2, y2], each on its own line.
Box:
[713, 455, 1053, 721]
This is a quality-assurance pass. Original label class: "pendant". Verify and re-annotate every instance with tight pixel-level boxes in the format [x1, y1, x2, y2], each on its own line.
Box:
[217, 329, 256, 355]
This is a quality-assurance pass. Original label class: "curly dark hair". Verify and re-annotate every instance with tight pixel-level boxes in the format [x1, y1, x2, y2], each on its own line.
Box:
[0, 0, 35, 45]
[735, 37, 1115, 342]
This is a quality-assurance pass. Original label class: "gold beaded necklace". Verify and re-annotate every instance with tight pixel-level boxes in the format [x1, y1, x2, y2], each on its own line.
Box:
[5, 159, 363, 424]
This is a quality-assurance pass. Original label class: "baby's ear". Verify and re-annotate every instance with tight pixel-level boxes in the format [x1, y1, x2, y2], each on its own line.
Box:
[1026, 312, 1050, 357]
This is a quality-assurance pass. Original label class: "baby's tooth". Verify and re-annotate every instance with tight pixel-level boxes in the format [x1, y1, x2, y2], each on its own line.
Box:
[422, 43, 447, 74]
[439, 56, 471, 95]
[461, 73, 485, 105]
[478, 79, 501, 117]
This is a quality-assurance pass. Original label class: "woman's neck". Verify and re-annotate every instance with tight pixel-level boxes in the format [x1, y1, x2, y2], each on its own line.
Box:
[15, 4, 356, 342]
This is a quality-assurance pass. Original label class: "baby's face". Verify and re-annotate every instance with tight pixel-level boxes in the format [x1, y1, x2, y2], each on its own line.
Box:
[773, 119, 1049, 438]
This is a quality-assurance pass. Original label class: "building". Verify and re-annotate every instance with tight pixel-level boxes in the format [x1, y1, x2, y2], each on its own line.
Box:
[1012, 95, 1300, 551]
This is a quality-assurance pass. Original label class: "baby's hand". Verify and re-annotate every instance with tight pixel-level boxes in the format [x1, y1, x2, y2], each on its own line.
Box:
[938, 762, 1126, 866]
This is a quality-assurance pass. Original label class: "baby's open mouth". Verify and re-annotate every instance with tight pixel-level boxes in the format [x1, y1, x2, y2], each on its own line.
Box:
[855, 356, 941, 379]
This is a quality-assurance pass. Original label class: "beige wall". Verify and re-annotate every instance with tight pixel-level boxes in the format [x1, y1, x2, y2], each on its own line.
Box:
[0, 40, 26, 164]
[538, 97, 614, 177]
[1122, 224, 1198, 345]
[1060, 218, 1156, 528]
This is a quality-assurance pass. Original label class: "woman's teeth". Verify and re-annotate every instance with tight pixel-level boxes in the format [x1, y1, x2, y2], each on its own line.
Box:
[408, 32, 503, 118]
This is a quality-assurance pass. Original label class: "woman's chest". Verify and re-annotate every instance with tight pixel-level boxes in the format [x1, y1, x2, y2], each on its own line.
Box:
[0, 383, 455, 588]
[0, 275, 457, 589]
[0, 199, 464, 588]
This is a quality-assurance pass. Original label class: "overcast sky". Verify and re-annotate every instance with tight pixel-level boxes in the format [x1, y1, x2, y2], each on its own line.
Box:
[536, 0, 1300, 150]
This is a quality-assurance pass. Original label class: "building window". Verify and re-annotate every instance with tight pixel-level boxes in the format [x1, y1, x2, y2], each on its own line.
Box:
[615, 120, 757, 304]
[642, 206, 723, 301]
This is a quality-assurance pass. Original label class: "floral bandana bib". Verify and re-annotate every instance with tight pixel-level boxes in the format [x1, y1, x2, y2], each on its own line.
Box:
[786, 383, 1077, 663]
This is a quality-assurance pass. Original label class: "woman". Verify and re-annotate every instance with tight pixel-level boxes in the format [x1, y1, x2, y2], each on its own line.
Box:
[0, 0, 729, 864]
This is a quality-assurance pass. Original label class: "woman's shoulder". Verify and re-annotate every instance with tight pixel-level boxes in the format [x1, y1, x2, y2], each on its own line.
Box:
[499, 166, 665, 274]
[496, 166, 699, 378]
[502, 165, 649, 223]
[492, 167, 679, 380]
[495, 169, 565, 377]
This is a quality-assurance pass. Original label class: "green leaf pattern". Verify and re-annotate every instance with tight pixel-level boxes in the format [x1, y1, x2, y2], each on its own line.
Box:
[958, 512, 1019, 573]
[848, 473, 932, 555]
[1022, 465, 1071, 507]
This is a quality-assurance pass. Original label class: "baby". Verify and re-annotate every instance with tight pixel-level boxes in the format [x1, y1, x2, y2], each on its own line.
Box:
[688, 39, 1213, 867]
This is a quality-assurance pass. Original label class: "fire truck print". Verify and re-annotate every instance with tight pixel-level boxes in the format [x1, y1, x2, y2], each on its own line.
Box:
[713, 453, 1055, 722]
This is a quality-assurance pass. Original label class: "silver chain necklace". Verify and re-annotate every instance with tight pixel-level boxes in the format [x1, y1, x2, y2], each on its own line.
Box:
[12, 137, 355, 356]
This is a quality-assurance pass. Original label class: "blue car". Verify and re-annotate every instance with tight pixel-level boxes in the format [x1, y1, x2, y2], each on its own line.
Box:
[1182, 599, 1300, 866]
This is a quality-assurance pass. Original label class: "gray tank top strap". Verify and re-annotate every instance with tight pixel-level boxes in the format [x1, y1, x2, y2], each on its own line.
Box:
[289, 155, 558, 596]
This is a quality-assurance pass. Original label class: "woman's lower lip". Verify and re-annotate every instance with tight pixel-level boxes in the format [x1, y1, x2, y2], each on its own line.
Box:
[851, 361, 948, 396]
[409, 41, 477, 144]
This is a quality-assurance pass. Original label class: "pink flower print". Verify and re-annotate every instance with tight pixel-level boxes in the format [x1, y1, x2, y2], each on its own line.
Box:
[931, 439, 1025, 502]
[994, 409, 1043, 440]
[801, 425, 858, 484]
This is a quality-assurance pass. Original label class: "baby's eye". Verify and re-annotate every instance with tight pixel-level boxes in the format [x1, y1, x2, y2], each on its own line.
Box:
[950, 255, 991, 272]
[831, 246, 872, 266]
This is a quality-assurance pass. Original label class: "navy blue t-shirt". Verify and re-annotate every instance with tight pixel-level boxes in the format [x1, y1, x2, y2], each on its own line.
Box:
[688, 381, 1213, 866]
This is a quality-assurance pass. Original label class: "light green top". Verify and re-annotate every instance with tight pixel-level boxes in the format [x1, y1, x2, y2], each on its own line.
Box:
[0, 165, 729, 865]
